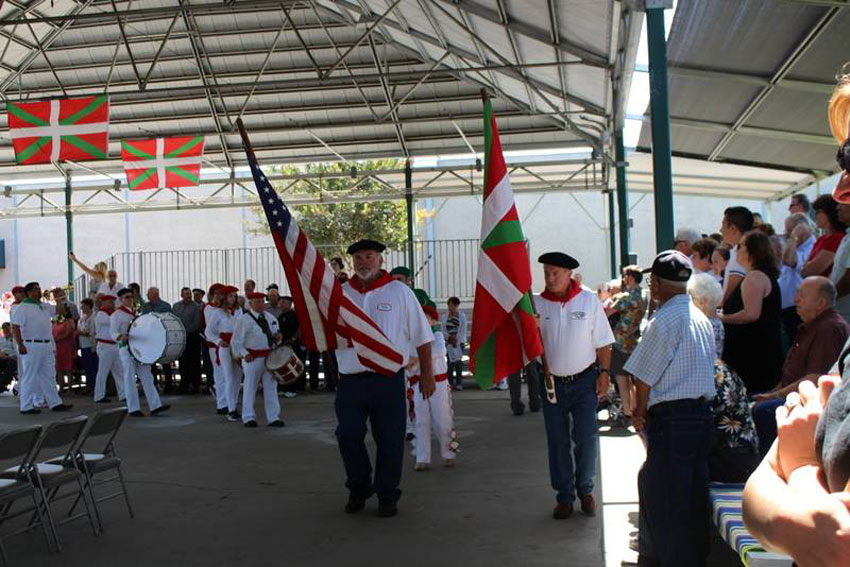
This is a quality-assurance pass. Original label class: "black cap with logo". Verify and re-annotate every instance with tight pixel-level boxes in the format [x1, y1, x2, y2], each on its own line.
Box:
[642, 250, 693, 282]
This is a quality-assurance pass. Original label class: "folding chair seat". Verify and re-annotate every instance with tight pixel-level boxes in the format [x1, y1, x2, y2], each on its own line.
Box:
[0, 425, 52, 564]
[50, 407, 133, 525]
[2, 415, 99, 552]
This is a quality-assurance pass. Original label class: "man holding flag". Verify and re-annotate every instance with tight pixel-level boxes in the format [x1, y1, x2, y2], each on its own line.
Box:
[237, 118, 434, 519]
[535, 252, 613, 519]
[336, 240, 435, 518]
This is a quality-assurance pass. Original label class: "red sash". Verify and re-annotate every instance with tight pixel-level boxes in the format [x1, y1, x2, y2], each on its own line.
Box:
[96, 338, 116, 345]
[247, 348, 272, 358]
[409, 373, 447, 386]
[212, 332, 234, 365]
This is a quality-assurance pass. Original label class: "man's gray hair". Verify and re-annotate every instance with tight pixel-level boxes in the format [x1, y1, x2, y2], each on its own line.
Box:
[811, 276, 837, 307]
[675, 228, 702, 245]
[787, 212, 814, 232]
[687, 273, 723, 311]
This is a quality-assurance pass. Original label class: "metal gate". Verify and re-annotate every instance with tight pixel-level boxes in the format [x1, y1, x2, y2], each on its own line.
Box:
[73, 239, 480, 305]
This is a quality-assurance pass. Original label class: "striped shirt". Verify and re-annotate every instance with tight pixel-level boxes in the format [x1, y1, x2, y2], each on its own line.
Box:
[624, 294, 716, 408]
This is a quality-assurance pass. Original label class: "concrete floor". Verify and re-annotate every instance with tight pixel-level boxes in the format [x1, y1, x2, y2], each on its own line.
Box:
[0, 385, 742, 567]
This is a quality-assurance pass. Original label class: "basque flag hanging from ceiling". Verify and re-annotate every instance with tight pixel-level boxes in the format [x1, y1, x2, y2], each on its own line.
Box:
[6, 95, 110, 165]
[121, 136, 205, 190]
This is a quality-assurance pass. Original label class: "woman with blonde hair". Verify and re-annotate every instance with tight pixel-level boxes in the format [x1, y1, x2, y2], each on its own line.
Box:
[69, 252, 124, 299]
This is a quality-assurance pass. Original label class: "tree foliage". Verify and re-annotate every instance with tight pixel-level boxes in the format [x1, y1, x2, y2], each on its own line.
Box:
[250, 159, 408, 259]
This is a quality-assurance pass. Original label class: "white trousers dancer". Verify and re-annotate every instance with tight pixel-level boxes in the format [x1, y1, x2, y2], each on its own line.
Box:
[413, 380, 457, 464]
[209, 347, 228, 410]
[241, 357, 280, 424]
[19, 343, 62, 411]
[219, 348, 243, 413]
[94, 343, 126, 402]
[119, 348, 163, 413]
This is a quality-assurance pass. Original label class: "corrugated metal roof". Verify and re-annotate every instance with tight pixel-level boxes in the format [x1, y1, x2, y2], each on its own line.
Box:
[638, 0, 849, 194]
[0, 0, 635, 179]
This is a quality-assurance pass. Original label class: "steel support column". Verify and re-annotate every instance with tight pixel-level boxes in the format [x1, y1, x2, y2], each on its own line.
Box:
[645, 4, 674, 252]
[615, 128, 631, 268]
[405, 161, 416, 285]
[608, 189, 617, 278]
[65, 173, 74, 298]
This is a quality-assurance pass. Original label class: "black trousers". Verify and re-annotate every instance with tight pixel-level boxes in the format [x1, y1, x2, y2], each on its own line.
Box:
[178, 332, 203, 393]
[638, 399, 713, 567]
[508, 362, 541, 413]
[201, 333, 214, 390]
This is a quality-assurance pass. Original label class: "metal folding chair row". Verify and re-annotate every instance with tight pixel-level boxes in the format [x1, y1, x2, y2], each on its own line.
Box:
[0, 407, 133, 565]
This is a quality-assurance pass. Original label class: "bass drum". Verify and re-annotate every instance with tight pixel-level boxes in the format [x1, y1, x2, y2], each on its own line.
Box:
[128, 312, 186, 364]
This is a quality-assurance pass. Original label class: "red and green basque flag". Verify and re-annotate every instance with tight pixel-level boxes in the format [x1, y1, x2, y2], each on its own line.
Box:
[469, 96, 544, 388]
[121, 136, 204, 190]
[7, 95, 109, 165]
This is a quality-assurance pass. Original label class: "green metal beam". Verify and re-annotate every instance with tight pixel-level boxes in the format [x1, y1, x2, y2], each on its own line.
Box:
[65, 173, 74, 299]
[405, 161, 416, 286]
[615, 129, 631, 268]
[646, 6, 675, 252]
[608, 189, 617, 278]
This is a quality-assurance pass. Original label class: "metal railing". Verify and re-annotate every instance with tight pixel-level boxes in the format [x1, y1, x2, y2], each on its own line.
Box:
[73, 239, 481, 305]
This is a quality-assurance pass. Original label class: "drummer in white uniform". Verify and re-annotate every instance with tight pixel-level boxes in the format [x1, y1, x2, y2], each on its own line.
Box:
[93, 294, 126, 403]
[206, 286, 244, 422]
[232, 291, 283, 428]
[112, 288, 169, 417]
[204, 283, 230, 415]
[10, 282, 72, 414]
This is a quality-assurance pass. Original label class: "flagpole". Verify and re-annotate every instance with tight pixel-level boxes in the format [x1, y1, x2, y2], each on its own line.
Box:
[235, 118, 257, 161]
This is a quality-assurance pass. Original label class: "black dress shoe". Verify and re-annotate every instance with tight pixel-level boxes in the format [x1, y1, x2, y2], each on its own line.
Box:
[151, 404, 170, 416]
[20, 409, 41, 415]
[345, 489, 373, 514]
[128, 410, 145, 417]
[216, 407, 228, 415]
[244, 420, 258, 428]
[267, 420, 284, 427]
[553, 503, 573, 520]
[95, 398, 112, 404]
[512, 408, 525, 416]
[377, 499, 398, 518]
[51, 403, 73, 412]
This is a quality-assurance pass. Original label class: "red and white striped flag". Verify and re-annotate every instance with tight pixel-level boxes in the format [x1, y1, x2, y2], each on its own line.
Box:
[237, 120, 404, 375]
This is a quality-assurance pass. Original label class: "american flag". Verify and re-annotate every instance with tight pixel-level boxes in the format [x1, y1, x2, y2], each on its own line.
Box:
[242, 130, 404, 376]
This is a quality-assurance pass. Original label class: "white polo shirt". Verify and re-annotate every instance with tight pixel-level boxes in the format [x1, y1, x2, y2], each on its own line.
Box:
[533, 288, 614, 376]
[10, 301, 55, 341]
[97, 281, 125, 296]
[110, 307, 136, 343]
[723, 245, 747, 292]
[336, 278, 433, 375]
[95, 310, 114, 343]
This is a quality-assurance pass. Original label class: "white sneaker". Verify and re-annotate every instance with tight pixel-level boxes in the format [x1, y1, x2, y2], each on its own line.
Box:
[496, 380, 508, 391]
[282, 391, 297, 399]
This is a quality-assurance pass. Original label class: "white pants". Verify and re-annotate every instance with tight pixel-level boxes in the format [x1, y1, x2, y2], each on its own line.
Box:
[94, 343, 126, 402]
[413, 380, 457, 464]
[19, 342, 62, 411]
[405, 376, 416, 435]
[209, 347, 228, 410]
[119, 347, 162, 413]
[241, 357, 280, 424]
[219, 347, 243, 413]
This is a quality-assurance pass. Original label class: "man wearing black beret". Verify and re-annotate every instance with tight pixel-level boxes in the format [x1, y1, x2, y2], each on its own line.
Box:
[534, 252, 614, 519]
[335, 238, 435, 518]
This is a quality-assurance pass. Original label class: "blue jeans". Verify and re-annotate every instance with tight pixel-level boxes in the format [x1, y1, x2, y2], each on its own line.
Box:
[638, 399, 713, 567]
[80, 347, 99, 390]
[335, 370, 406, 502]
[539, 367, 599, 504]
[752, 398, 784, 457]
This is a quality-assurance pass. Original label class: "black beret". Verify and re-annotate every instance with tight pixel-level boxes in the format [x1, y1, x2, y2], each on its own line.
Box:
[538, 252, 579, 270]
[266, 283, 279, 291]
[346, 239, 386, 255]
[192, 288, 205, 295]
[117, 288, 134, 298]
[642, 250, 693, 282]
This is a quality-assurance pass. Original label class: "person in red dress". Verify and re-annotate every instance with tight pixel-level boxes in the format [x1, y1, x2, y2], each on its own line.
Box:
[52, 300, 77, 393]
[802, 194, 847, 278]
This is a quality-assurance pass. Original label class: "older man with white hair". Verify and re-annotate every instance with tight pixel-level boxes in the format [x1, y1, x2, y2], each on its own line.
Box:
[779, 213, 816, 341]
[673, 228, 702, 258]
[141, 286, 174, 392]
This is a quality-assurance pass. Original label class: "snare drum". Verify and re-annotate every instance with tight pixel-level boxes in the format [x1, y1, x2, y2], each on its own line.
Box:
[265, 345, 304, 385]
[128, 312, 187, 364]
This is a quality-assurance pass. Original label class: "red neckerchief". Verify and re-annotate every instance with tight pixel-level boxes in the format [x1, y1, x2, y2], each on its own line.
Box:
[118, 306, 136, 317]
[349, 270, 394, 293]
[99, 307, 114, 315]
[541, 280, 582, 304]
